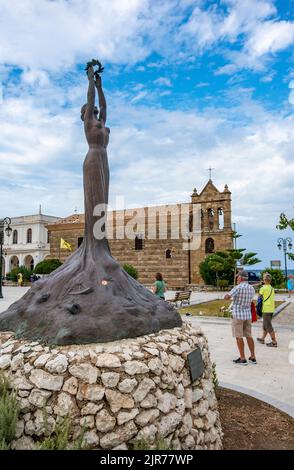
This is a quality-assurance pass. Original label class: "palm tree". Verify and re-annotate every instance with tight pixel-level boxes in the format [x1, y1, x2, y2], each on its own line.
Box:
[228, 249, 261, 285]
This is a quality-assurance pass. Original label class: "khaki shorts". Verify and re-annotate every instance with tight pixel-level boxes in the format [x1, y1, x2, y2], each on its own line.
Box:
[263, 312, 274, 333]
[232, 318, 252, 338]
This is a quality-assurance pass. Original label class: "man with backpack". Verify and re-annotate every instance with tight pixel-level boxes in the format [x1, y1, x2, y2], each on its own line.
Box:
[257, 272, 277, 347]
[224, 270, 256, 365]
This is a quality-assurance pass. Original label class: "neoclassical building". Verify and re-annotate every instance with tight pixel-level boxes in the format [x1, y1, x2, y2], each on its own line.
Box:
[47, 180, 233, 286]
[2, 208, 60, 276]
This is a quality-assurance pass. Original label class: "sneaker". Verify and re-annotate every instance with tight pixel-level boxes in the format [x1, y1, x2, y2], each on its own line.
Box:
[266, 342, 277, 348]
[233, 358, 248, 365]
[249, 357, 257, 364]
[257, 338, 265, 344]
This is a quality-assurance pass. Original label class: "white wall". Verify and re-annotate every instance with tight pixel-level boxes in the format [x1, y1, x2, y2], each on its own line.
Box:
[3, 213, 59, 275]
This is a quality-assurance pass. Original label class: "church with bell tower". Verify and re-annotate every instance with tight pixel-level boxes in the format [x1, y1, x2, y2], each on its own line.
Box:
[46, 179, 233, 287]
[189, 179, 233, 283]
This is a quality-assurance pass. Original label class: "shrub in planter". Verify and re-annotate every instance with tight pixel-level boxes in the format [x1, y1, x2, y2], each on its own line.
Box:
[123, 263, 138, 280]
[218, 279, 229, 290]
[0, 374, 20, 448]
[34, 259, 62, 275]
[6, 266, 32, 282]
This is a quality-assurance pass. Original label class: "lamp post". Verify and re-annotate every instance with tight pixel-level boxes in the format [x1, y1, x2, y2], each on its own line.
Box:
[277, 237, 293, 286]
[0, 217, 12, 299]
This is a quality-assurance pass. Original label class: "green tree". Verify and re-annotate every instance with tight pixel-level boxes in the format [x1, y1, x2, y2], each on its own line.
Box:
[123, 263, 138, 280]
[277, 213, 294, 261]
[200, 249, 261, 287]
[227, 248, 261, 285]
[277, 213, 294, 231]
[199, 256, 217, 285]
[34, 259, 62, 274]
[200, 252, 235, 286]
[208, 252, 235, 286]
[261, 268, 285, 288]
[6, 266, 32, 282]
[227, 248, 261, 266]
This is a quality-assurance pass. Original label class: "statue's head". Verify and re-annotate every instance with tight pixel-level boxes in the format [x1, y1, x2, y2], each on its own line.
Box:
[81, 104, 99, 121]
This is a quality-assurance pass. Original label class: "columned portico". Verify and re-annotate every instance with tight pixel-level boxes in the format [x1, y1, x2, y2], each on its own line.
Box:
[2, 211, 60, 276]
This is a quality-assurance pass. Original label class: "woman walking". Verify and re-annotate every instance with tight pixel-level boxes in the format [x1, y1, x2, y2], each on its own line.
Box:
[257, 272, 277, 347]
[153, 273, 167, 300]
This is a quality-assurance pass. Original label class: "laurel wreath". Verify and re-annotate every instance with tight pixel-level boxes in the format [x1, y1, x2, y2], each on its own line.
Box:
[85, 59, 104, 75]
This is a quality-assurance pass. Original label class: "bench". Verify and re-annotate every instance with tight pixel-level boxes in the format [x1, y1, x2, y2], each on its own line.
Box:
[168, 291, 192, 307]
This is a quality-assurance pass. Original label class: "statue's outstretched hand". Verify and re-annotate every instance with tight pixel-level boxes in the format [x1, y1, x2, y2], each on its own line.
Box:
[94, 74, 102, 88]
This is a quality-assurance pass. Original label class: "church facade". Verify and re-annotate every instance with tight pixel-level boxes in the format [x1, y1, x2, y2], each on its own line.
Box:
[46, 180, 233, 286]
[2, 209, 60, 276]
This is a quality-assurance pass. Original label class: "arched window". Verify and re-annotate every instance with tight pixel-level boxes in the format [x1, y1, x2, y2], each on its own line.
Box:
[24, 255, 34, 271]
[135, 235, 143, 251]
[207, 208, 214, 230]
[205, 238, 215, 254]
[27, 228, 32, 244]
[12, 230, 18, 244]
[218, 208, 224, 230]
[166, 249, 172, 259]
[10, 256, 19, 268]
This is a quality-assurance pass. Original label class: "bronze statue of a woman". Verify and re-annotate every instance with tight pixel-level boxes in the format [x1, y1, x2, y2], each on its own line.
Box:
[0, 63, 181, 345]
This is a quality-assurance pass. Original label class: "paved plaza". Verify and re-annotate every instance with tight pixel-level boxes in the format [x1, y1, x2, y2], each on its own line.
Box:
[1, 286, 293, 417]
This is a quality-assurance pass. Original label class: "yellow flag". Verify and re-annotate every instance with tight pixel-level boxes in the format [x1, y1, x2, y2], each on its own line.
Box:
[60, 238, 72, 251]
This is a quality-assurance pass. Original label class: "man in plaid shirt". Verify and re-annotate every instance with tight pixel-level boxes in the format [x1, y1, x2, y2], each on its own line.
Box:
[225, 270, 256, 365]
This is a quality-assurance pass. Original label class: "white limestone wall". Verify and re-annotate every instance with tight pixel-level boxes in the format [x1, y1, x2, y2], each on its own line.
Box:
[0, 323, 222, 450]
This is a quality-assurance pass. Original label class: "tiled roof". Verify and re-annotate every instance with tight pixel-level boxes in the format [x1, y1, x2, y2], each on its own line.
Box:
[50, 214, 85, 225]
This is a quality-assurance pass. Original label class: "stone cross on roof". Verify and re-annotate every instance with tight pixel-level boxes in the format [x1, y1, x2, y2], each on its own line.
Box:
[207, 166, 214, 180]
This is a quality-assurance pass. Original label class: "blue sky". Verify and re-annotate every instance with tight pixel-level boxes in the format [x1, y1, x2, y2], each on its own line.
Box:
[0, 0, 294, 269]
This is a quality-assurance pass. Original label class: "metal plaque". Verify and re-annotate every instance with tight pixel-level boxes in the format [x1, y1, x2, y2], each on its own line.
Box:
[188, 348, 205, 382]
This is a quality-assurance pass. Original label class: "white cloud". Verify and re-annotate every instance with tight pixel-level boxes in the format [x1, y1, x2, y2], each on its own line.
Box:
[0, 0, 151, 71]
[159, 90, 171, 97]
[220, 0, 276, 39]
[154, 77, 172, 87]
[178, 6, 221, 50]
[179, 0, 294, 73]
[130, 91, 149, 103]
[215, 63, 238, 76]
[260, 71, 276, 83]
[195, 82, 209, 88]
[245, 21, 294, 58]
[0, 0, 292, 77]
[22, 70, 50, 87]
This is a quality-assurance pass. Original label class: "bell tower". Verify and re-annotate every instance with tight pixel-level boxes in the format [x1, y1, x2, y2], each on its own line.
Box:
[189, 179, 233, 284]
